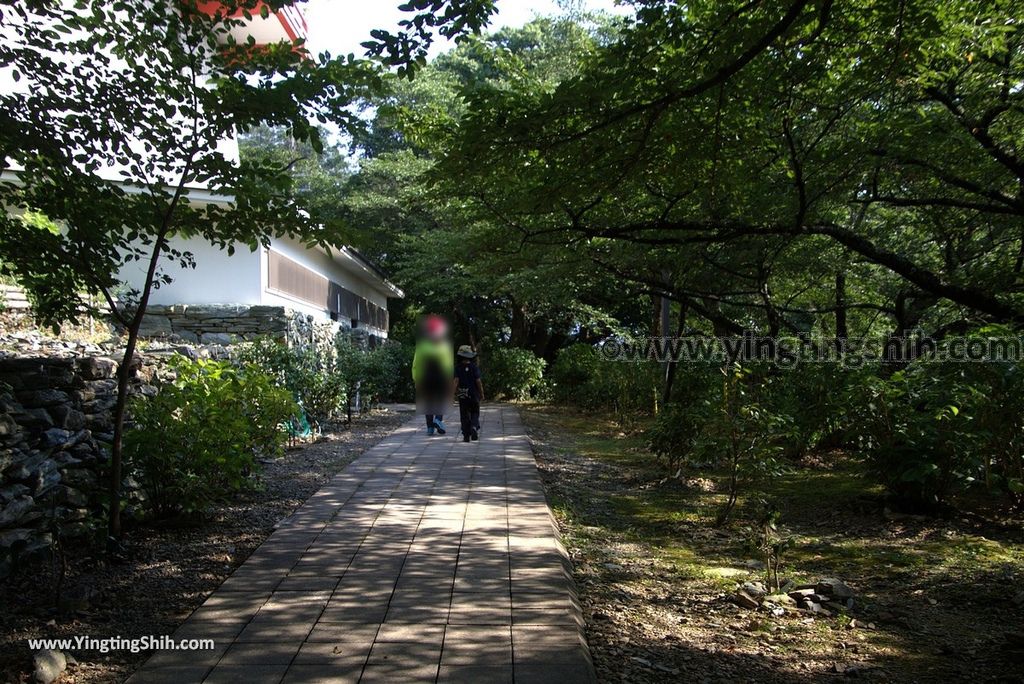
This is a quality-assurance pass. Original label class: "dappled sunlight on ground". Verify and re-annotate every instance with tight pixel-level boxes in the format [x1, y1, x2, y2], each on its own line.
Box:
[524, 404, 1024, 683]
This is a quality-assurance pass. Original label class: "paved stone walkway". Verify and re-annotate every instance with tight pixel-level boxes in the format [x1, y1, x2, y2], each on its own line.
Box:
[129, 405, 595, 684]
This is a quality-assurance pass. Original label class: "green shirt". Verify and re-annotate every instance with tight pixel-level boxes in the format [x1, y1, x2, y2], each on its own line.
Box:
[412, 338, 454, 385]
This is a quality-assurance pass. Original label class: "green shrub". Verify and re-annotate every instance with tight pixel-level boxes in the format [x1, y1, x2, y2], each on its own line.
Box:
[240, 336, 415, 426]
[124, 356, 298, 517]
[548, 344, 601, 404]
[845, 355, 1024, 509]
[649, 364, 791, 522]
[238, 337, 347, 433]
[548, 343, 660, 417]
[484, 346, 546, 401]
[357, 342, 414, 404]
[759, 363, 856, 458]
[648, 363, 720, 470]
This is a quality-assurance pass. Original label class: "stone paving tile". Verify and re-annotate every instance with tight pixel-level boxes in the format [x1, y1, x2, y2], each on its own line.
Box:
[293, 642, 373, 665]
[203, 663, 290, 683]
[217, 641, 303, 666]
[133, 406, 594, 683]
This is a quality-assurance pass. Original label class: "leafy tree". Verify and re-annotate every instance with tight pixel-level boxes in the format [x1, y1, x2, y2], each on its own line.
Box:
[238, 124, 354, 240]
[402, 0, 1024, 510]
[0, 0, 493, 544]
[342, 15, 629, 354]
[435, 0, 1024, 339]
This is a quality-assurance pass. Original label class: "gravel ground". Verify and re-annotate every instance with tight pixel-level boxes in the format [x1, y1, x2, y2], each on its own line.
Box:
[0, 408, 412, 684]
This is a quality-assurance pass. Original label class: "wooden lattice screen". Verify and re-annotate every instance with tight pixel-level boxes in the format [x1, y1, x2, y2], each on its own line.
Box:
[267, 250, 388, 330]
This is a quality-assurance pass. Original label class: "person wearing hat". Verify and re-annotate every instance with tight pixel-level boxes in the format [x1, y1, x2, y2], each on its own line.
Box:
[454, 344, 484, 442]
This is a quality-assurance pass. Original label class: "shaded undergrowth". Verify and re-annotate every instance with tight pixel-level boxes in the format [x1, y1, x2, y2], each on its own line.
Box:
[525, 404, 1024, 683]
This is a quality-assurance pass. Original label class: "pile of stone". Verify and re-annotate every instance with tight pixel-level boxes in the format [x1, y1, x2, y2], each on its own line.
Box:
[733, 577, 856, 617]
[0, 314, 374, 577]
[0, 330, 258, 577]
[786, 578, 856, 616]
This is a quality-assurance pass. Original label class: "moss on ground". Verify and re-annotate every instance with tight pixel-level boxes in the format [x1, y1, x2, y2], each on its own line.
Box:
[524, 404, 1024, 683]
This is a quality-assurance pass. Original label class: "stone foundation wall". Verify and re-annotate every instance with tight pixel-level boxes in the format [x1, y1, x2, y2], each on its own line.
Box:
[138, 304, 290, 344]
[0, 303, 386, 576]
[138, 304, 386, 349]
[0, 344, 224, 577]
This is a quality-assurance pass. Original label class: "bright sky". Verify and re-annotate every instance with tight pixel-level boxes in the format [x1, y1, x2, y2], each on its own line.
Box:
[303, 0, 628, 58]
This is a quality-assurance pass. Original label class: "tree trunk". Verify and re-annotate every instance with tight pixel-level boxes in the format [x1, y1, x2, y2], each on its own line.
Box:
[542, 331, 568, 364]
[662, 300, 687, 405]
[880, 291, 937, 377]
[107, 229, 170, 545]
[107, 326, 140, 542]
[526, 321, 551, 359]
[651, 295, 663, 337]
[835, 270, 848, 352]
[509, 299, 528, 348]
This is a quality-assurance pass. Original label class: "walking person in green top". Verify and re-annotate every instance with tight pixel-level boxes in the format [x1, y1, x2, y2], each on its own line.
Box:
[412, 314, 454, 436]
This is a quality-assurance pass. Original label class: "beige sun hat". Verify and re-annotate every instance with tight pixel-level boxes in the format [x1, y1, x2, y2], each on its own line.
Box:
[457, 345, 477, 358]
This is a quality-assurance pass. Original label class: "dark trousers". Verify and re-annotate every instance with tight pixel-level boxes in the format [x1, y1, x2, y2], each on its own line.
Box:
[458, 397, 480, 437]
[425, 414, 443, 428]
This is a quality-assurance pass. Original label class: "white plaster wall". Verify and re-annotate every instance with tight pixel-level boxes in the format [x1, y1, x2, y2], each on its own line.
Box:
[119, 235, 261, 306]
[121, 234, 393, 336]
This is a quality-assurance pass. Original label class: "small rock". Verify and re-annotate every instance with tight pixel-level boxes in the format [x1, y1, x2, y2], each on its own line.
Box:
[50, 406, 86, 431]
[0, 495, 35, 527]
[804, 600, 833, 617]
[742, 581, 767, 597]
[766, 593, 796, 607]
[78, 356, 117, 380]
[0, 527, 34, 549]
[603, 562, 624, 572]
[816, 578, 855, 600]
[17, 389, 70, 409]
[0, 483, 30, 505]
[40, 428, 72, 449]
[32, 649, 66, 684]
[733, 589, 762, 609]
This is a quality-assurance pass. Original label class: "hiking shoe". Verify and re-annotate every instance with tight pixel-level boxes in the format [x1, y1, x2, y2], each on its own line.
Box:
[470, 429, 479, 441]
[463, 434, 471, 443]
[427, 426, 435, 436]
[433, 418, 446, 434]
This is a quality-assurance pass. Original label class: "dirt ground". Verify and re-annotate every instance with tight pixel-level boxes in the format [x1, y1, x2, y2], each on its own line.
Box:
[0, 408, 411, 684]
[523, 405, 1024, 684]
